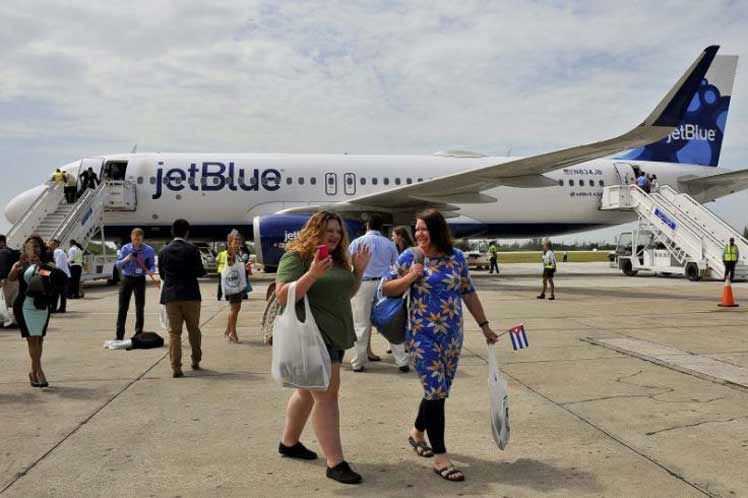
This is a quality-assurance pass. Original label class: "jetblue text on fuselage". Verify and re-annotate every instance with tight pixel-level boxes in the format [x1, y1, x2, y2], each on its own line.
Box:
[152, 162, 282, 199]
[665, 124, 716, 144]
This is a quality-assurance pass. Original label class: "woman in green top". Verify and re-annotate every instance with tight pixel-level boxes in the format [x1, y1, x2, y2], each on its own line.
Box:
[275, 210, 370, 485]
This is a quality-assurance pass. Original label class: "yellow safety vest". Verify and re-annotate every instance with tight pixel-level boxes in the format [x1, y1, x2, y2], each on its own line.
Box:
[217, 250, 228, 273]
[543, 251, 556, 269]
[53, 171, 65, 184]
[724, 244, 738, 262]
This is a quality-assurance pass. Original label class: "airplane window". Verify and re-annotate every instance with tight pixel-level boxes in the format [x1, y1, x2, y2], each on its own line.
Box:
[298, 177, 305, 185]
[395, 178, 401, 185]
[250, 176, 257, 186]
[417, 178, 423, 182]
[569, 179, 575, 186]
[137, 177, 144, 185]
[579, 179, 585, 187]
[372, 178, 378, 185]
[286, 177, 293, 185]
[188, 177, 196, 187]
[360, 177, 367, 186]
[599, 180, 605, 187]
[406, 178, 413, 184]
[327, 177, 334, 185]
[310, 177, 317, 185]
[558, 179, 564, 186]
[149, 177, 156, 185]
[384, 178, 390, 185]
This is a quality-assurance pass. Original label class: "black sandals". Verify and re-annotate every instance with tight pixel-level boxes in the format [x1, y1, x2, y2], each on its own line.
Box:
[433, 464, 465, 482]
[408, 436, 434, 457]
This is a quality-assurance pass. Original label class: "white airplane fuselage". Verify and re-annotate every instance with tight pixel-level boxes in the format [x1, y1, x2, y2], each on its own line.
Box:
[5, 153, 719, 242]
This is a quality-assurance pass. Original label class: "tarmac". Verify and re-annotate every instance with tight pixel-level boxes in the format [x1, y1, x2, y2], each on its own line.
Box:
[1, 262, 747, 498]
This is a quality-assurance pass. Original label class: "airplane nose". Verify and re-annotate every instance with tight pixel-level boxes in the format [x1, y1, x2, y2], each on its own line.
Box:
[5, 185, 45, 226]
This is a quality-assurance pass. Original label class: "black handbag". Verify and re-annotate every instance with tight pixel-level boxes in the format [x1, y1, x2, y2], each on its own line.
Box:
[131, 332, 165, 349]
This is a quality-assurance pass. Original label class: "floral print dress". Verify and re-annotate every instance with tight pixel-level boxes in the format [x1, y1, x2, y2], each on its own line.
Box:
[384, 248, 475, 400]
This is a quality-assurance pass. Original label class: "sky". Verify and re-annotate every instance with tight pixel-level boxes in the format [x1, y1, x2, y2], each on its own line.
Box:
[1, 0, 748, 242]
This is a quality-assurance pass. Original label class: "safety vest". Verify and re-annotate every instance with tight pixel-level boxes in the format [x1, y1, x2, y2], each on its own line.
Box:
[724, 244, 739, 262]
[217, 250, 228, 273]
[69, 247, 84, 266]
[53, 171, 65, 184]
[543, 250, 556, 269]
[488, 246, 498, 258]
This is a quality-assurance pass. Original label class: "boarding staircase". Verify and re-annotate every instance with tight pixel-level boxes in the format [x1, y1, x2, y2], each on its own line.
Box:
[601, 184, 748, 280]
[6, 182, 109, 250]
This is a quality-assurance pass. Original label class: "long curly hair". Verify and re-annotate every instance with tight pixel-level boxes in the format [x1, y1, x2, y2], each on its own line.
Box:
[286, 211, 351, 270]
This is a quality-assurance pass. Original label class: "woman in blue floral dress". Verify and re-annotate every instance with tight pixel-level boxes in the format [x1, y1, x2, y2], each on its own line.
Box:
[383, 209, 498, 482]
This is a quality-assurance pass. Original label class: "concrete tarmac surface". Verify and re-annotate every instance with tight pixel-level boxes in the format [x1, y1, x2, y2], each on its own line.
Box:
[2, 262, 747, 497]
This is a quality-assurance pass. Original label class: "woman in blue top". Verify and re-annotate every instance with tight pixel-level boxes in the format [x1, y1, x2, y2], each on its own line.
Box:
[9, 236, 56, 388]
[383, 209, 498, 482]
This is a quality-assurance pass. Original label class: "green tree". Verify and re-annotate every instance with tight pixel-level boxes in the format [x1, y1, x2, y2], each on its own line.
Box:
[743, 226, 748, 239]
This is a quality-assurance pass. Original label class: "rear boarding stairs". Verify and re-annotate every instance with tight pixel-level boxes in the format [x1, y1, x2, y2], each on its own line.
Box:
[601, 184, 748, 281]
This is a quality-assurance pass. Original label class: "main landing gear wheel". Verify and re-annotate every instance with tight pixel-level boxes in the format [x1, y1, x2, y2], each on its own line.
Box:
[685, 263, 702, 281]
[622, 260, 638, 277]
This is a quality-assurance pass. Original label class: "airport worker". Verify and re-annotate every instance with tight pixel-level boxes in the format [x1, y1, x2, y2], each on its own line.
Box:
[114, 228, 156, 340]
[488, 241, 499, 274]
[64, 171, 78, 203]
[392, 226, 415, 254]
[216, 245, 227, 301]
[0, 234, 21, 327]
[382, 209, 498, 482]
[67, 240, 84, 299]
[563, 251, 569, 263]
[8, 236, 66, 388]
[220, 229, 250, 343]
[723, 237, 739, 282]
[349, 214, 409, 373]
[537, 240, 557, 300]
[275, 210, 371, 485]
[158, 219, 206, 377]
[51, 168, 65, 187]
[47, 239, 70, 313]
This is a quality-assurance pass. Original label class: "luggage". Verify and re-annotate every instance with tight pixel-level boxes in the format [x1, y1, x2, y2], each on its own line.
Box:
[370, 279, 408, 345]
[487, 343, 510, 450]
[271, 282, 331, 390]
[131, 332, 165, 349]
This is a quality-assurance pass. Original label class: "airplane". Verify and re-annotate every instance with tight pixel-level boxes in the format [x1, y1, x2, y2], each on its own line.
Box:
[5, 46, 748, 271]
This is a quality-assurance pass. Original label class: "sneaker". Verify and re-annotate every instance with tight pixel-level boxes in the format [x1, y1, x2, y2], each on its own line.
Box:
[279, 441, 318, 460]
[536, 295, 545, 299]
[326, 461, 362, 485]
[352, 366, 365, 373]
[398, 366, 410, 373]
[191, 363, 201, 370]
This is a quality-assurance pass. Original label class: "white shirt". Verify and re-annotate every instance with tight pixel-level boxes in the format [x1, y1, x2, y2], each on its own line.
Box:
[68, 246, 83, 266]
[54, 248, 71, 277]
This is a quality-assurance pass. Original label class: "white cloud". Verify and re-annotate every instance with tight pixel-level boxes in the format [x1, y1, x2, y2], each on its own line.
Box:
[1, 0, 747, 236]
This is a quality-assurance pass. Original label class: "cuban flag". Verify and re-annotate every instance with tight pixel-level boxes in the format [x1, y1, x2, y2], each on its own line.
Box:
[509, 325, 529, 351]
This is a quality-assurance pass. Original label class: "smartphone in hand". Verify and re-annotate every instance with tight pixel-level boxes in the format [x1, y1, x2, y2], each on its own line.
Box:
[317, 245, 328, 260]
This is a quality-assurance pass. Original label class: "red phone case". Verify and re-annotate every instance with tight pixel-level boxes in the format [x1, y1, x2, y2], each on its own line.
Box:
[318, 245, 328, 259]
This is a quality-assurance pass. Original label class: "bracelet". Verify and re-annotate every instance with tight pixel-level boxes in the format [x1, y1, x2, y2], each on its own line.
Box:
[478, 320, 489, 328]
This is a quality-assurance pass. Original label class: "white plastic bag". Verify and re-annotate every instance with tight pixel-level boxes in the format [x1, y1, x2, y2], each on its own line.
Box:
[159, 282, 170, 330]
[104, 339, 132, 350]
[488, 343, 510, 450]
[221, 259, 247, 298]
[0, 291, 10, 325]
[271, 282, 331, 390]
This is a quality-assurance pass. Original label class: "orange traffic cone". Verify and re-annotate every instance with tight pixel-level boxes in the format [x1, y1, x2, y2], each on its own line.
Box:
[718, 277, 739, 308]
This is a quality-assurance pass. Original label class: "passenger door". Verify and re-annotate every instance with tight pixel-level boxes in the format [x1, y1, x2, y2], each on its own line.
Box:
[344, 173, 356, 195]
[325, 172, 338, 196]
[613, 162, 636, 185]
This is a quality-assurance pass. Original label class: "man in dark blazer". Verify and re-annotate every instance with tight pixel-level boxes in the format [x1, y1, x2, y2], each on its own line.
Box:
[158, 219, 206, 377]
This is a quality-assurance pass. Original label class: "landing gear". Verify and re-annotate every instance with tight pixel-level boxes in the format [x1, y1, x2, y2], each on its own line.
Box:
[622, 259, 638, 277]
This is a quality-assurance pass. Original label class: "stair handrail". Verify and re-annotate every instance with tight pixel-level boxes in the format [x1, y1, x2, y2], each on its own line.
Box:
[50, 183, 108, 244]
[5, 183, 63, 248]
[658, 185, 748, 251]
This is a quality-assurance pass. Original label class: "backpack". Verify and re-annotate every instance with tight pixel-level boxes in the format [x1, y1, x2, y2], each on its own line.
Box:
[131, 332, 165, 349]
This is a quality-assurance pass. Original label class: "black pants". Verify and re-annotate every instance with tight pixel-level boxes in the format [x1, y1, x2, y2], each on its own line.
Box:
[69, 265, 83, 298]
[50, 278, 68, 313]
[64, 186, 77, 203]
[116, 276, 146, 339]
[724, 261, 737, 282]
[414, 398, 447, 454]
[489, 257, 499, 274]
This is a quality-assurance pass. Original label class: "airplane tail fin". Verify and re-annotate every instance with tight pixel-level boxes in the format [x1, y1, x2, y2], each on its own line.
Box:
[618, 55, 738, 167]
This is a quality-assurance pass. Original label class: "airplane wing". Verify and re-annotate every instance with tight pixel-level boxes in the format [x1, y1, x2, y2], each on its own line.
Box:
[279, 46, 720, 217]
[679, 168, 748, 202]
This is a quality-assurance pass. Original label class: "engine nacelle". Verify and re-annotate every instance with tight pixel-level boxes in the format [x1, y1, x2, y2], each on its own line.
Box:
[253, 214, 365, 271]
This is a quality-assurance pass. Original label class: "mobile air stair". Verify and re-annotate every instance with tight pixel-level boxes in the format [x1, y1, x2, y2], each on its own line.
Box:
[6, 182, 109, 253]
[601, 184, 748, 281]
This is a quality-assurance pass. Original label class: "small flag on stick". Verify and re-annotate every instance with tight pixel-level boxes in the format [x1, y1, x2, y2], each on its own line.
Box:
[508, 325, 528, 351]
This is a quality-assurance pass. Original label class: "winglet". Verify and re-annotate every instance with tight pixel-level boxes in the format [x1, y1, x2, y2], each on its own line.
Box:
[643, 45, 720, 128]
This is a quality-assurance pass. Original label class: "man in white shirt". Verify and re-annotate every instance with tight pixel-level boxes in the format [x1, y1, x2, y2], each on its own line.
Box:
[48, 239, 71, 313]
[348, 215, 410, 373]
[537, 240, 556, 301]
